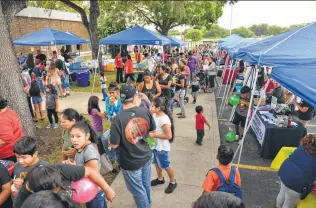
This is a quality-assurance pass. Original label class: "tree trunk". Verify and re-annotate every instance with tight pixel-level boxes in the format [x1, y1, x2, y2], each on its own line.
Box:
[89, 0, 100, 60]
[0, 2, 37, 138]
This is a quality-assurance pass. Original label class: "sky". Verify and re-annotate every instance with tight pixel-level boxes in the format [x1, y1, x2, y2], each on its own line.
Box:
[217, 1, 316, 29]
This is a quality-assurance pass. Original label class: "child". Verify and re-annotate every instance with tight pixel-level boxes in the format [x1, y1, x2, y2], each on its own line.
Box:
[232, 86, 251, 142]
[29, 80, 44, 122]
[60, 108, 83, 160]
[45, 84, 59, 129]
[195, 105, 211, 145]
[149, 97, 177, 194]
[0, 163, 12, 208]
[12, 136, 47, 197]
[99, 72, 107, 101]
[105, 82, 122, 122]
[191, 76, 200, 104]
[64, 121, 106, 208]
[124, 55, 135, 83]
[202, 145, 242, 196]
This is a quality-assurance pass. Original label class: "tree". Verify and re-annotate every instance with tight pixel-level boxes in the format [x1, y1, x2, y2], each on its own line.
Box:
[168, 29, 182, 36]
[29, 0, 100, 59]
[0, 1, 37, 138]
[185, 29, 203, 41]
[288, 23, 310, 30]
[267, 25, 287, 36]
[249, 24, 269, 37]
[232, 27, 255, 38]
[131, 1, 225, 35]
[203, 24, 230, 38]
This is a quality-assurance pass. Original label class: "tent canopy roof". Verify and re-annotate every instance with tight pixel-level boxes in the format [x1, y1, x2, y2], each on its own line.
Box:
[13, 28, 89, 46]
[218, 34, 243, 47]
[65, 32, 90, 44]
[165, 36, 186, 47]
[99, 26, 171, 46]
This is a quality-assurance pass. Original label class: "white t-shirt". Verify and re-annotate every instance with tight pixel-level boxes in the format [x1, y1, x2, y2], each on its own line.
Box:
[152, 114, 171, 151]
[100, 76, 107, 89]
[143, 57, 156, 72]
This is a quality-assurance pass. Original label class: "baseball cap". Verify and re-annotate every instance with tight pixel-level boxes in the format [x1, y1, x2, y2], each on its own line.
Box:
[120, 84, 136, 102]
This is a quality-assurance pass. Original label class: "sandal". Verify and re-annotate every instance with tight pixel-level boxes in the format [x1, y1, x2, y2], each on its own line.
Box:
[178, 115, 186, 118]
[176, 113, 182, 115]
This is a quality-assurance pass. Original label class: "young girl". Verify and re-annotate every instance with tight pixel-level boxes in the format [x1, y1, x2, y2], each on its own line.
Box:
[60, 108, 83, 160]
[190, 76, 200, 104]
[99, 72, 107, 101]
[65, 121, 107, 208]
[149, 97, 177, 194]
[29, 80, 44, 122]
[45, 84, 59, 129]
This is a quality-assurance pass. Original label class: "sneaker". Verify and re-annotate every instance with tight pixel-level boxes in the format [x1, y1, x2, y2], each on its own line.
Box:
[102, 98, 105, 101]
[196, 141, 202, 146]
[151, 178, 165, 186]
[53, 124, 59, 129]
[165, 181, 177, 194]
[46, 124, 53, 129]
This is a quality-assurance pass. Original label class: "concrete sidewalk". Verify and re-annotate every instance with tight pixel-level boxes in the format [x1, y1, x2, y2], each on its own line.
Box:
[108, 92, 220, 208]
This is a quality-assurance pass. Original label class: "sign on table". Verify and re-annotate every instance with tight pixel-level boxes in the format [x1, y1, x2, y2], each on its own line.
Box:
[251, 113, 266, 146]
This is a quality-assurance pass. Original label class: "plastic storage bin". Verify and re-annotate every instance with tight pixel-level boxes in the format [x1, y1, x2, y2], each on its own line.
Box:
[68, 62, 82, 70]
[75, 71, 90, 87]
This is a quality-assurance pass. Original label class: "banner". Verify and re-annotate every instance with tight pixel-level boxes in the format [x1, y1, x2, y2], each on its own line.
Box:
[250, 113, 266, 146]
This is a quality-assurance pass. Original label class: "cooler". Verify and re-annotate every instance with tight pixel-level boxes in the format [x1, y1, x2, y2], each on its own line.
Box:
[74, 69, 90, 87]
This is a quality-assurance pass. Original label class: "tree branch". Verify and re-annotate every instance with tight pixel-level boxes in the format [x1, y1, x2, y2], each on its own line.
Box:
[134, 6, 162, 28]
[60, 0, 89, 30]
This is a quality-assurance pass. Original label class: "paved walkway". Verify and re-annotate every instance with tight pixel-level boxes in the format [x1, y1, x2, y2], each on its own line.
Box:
[58, 91, 220, 207]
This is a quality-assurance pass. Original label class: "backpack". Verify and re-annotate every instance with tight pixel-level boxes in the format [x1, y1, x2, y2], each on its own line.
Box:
[211, 166, 243, 199]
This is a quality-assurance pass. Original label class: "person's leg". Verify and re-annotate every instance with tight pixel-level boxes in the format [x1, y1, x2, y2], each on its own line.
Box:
[47, 109, 53, 126]
[27, 96, 34, 118]
[178, 90, 186, 117]
[282, 182, 301, 208]
[116, 68, 120, 83]
[101, 88, 107, 101]
[121, 167, 150, 208]
[33, 103, 39, 121]
[141, 157, 153, 205]
[276, 180, 286, 208]
[58, 83, 63, 97]
[38, 100, 44, 119]
[210, 75, 215, 92]
[119, 68, 124, 83]
[155, 164, 163, 180]
[52, 110, 59, 126]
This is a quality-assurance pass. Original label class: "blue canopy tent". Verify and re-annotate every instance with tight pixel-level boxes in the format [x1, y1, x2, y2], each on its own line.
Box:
[13, 28, 89, 46]
[218, 34, 243, 48]
[234, 22, 316, 66]
[165, 36, 186, 47]
[99, 26, 171, 45]
[65, 32, 90, 44]
[228, 38, 259, 58]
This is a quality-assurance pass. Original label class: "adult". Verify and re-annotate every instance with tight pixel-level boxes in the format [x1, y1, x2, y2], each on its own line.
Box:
[55, 56, 70, 97]
[62, 50, 73, 63]
[295, 99, 314, 127]
[60, 46, 65, 56]
[257, 66, 265, 89]
[277, 134, 316, 208]
[0, 96, 23, 162]
[206, 57, 216, 93]
[114, 51, 124, 83]
[21, 66, 34, 118]
[156, 65, 172, 101]
[136, 50, 142, 63]
[263, 75, 275, 97]
[26, 53, 35, 76]
[179, 59, 190, 85]
[271, 82, 285, 104]
[35, 50, 46, 65]
[46, 62, 63, 97]
[141, 53, 156, 73]
[138, 70, 161, 101]
[110, 84, 156, 208]
[187, 51, 198, 82]
[174, 67, 186, 118]
[32, 59, 46, 93]
[50, 51, 58, 62]
[124, 55, 135, 83]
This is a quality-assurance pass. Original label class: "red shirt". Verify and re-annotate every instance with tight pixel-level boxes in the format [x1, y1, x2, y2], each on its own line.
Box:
[0, 108, 24, 159]
[196, 113, 207, 130]
[264, 80, 275, 93]
[114, 55, 123, 68]
[124, 59, 133, 74]
[136, 53, 141, 62]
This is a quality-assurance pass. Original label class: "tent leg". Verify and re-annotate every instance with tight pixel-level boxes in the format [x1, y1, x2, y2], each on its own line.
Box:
[92, 45, 101, 94]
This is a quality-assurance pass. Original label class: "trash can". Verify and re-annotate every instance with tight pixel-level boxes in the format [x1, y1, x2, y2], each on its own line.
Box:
[75, 71, 90, 87]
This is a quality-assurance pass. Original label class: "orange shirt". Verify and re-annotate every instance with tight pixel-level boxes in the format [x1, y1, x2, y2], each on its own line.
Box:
[114, 55, 123, 68]
[202, 164, 241, 192]
[124, 59, 133, 74]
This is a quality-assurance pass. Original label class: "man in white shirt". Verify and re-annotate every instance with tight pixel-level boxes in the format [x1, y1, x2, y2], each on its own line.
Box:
[142, 53, 156, 72]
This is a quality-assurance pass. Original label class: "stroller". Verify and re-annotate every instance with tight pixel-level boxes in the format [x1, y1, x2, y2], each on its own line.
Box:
[196, 70, 207, 93]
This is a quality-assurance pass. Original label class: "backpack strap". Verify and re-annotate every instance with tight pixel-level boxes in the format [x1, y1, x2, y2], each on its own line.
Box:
[229, 166, 237, 183]
[211, 168, 226, 184]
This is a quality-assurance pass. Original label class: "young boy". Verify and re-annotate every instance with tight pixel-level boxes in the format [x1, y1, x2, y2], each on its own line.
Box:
[100, 71, 108, 101]
[11, 136, 47, 197]
[0, 163, 12, 208]
[232, 86, 251, 142]
[191, 76, 199, 104]
[202, 145, 241, 193]
[195, 105, 211, 145]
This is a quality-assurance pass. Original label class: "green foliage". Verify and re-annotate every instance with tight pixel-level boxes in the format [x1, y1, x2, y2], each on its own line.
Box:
[203, 25, 230, 38]
[267, 25, 287, 36]
[28, 0, 88, 13]
[288, 23, 311, 30]
[232, 27, 255, 38]
[249, 24, 269, 37]
[168, 29, 182, 36]
[185, 29, 203, 41]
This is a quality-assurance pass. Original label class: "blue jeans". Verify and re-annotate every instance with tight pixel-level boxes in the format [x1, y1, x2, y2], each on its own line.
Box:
[121, 157, 152, 208]
[190, 71, 196, 82]
[102, 88, 108, 100]
[101, 130, 119, 163]
[86, 190, 107, 208]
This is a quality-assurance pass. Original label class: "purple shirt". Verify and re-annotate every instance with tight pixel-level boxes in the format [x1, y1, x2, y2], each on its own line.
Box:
[187, 56, 198, 72]
[91, 108, 103, 132]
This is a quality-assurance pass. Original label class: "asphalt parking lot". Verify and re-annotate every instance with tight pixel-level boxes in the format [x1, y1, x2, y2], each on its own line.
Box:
[214, 84, 315, 208]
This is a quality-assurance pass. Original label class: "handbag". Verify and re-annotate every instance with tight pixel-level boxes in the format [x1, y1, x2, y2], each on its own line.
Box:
[99, 153, 113, 176]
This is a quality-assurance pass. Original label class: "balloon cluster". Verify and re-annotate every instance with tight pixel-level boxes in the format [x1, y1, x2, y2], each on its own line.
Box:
[229, 94, 240, 106]
[225, 131, 236, 143]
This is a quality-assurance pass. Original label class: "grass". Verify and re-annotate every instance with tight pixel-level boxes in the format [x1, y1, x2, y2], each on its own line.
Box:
[70, 71, 117, 93]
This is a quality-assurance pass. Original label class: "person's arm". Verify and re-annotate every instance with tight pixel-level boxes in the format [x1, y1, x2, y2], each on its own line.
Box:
[55, 97, 59, 112]
[201, 171, 215, 194]
[84, 166, 116, 202]
[153, 81, 162, 99]
[105, 98, 113, 116]
[176, 78, 185, 88]
[149, 124, 172, 140]
[96, 111, 106, 118]
[138, 82, 144, 92]
[109, 118, 120, 149]
[295, 101, 309, 113]
[0, 182, 11, 206]
[84, 160, 99, 172]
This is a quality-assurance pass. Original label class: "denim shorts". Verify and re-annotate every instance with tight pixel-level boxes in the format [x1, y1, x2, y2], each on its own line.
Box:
[152, 149, 170, 169]
[32, 96, 43, 104]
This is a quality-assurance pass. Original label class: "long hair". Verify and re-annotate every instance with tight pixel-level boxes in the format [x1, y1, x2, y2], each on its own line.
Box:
[152, 97, 175, 142]
[71, 120, 97, 144]
[61, 108, 83, 122]
[26, 53, 35, 69]
[29, 80, 40, 96]
[47, 62, 57, 78]
[46, 84, 57, 95]
[88, 96, 100, 115]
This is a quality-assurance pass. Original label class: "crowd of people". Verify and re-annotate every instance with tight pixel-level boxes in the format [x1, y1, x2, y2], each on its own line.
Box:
[0, 42, 315, 208]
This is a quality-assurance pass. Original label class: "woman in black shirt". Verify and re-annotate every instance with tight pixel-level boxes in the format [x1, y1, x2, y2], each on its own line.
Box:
[295, 99, 314, 127]
[156, 65, 172, 101]
[138, 70, 161, 101]
[174, 67, 186, 118]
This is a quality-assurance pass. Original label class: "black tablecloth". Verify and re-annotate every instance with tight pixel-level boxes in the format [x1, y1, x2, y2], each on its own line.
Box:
[253, 111, 307, 159]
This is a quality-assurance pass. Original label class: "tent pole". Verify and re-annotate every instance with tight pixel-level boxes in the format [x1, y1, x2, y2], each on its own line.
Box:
[92, 44, 101, 94]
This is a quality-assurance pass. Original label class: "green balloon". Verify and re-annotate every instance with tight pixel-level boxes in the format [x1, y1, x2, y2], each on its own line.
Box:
[229, 94, 240, 106]
[225, 131, 236, 142]
[147, 137, 158, 148]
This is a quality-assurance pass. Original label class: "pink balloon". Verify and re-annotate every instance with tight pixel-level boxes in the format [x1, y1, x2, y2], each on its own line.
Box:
[71, 178, 98, 203]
